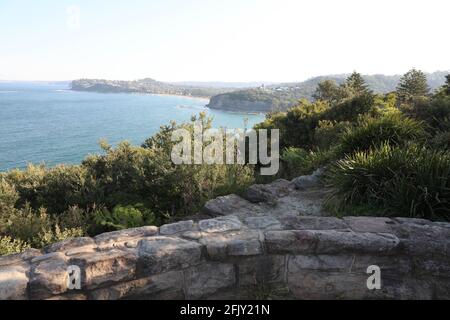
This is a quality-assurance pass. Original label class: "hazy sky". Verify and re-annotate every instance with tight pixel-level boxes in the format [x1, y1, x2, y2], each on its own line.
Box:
[1, 0, 449, 82]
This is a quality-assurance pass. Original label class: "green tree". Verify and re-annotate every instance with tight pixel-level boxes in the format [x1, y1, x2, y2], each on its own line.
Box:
[445, 74, 450, 96]
[396, 69, 430, 103]
[345, 71, 371, 95]
[313, 79, 353, 103]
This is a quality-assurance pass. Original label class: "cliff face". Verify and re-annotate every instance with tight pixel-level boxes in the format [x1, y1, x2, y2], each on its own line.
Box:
[1, 172, 450, 300]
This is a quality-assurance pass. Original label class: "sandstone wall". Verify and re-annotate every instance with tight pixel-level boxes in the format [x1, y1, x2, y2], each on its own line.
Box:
[1, 214, 449, 300]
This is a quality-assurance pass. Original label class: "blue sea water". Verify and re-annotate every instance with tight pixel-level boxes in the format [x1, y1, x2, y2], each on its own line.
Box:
[0, 82, 265, 172]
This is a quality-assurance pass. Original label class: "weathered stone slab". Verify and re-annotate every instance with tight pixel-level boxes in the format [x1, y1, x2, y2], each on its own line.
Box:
[287, 269, 433, 300]
[31, 252, 68, 264]
[414, 259, 450, 278]
[288, 255, 354, 272]
[0, 249, 41, 267]
[292, 168, 324, 190]
[343, 217, 395, 233]
[202, 194, 262, 216]
[265, 230, 318, 254]
[44, 237, 96, 254]
[90, 270, 184, 300]
[0, 265, 29, 300]
[244, 184, 278, 204]
[137, 237, 203, 275]
[265, 230, 400, 255]
[69, 249, 137, 290]
[314, 230, 400, 254]
[160, 220, 195, 235]
[184, 263, 235, 299]
[200, 230, 260, 260]
[65, 246, 97, 257]
[244, 216, 281, 230]
[238, 255, 286, 286]
[390, 219, 450, 257]
[199, 216, 243, 233]
[352, 255, 413, 275]
[29, 254, 69, 299]
[287, 269, 368, 299]
[182, 231, 203, 241]
[94, 226, 158, 249]
[279, 216, 349, 231]
[227, 239, 262, 256]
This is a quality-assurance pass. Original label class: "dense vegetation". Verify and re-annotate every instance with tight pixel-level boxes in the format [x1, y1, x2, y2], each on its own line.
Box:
[207, 71, 449, 112]
[258, 70, 450, 220]
[1, 70, 450, 255]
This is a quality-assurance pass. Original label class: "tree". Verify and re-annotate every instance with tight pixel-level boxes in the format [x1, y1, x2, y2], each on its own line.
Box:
[345, 71, 371, 95]
[445, 74, 450, 95]
[396, 69, 430, 103]
[313, 79, 351, 103]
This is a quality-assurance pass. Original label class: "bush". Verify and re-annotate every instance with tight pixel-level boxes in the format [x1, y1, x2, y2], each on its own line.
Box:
[0, 236, 30, 256]
[327, 143, 450, 220]
[431, 131, 450, 150]
[279, 147, 336, 179]
[255, 99, 329, 150]
[323, 93, 376, 123]
[338, 114, 426, 156]
[313, 120, 351, 150]
[3, 206, 85, 248]
[404, 95, 450, 132]
[93, 204, 156, 231]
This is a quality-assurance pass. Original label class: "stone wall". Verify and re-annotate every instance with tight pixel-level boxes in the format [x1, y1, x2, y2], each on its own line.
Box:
[1, 214, 449, 300]
[1, 177, 449, 300]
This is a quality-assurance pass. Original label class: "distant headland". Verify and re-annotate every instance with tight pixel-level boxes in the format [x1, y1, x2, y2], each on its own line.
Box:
[72, 71, 449, 113]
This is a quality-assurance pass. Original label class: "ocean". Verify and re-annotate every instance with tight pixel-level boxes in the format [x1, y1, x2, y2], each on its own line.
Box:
[0, 82, 265, 172]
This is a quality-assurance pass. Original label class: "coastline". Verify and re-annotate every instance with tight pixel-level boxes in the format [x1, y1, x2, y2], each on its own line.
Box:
[70, 88, 266, 115]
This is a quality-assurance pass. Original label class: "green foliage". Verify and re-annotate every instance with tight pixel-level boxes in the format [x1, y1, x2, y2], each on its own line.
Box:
[93, 204, 155, 231]
[446, 75, 450, 96]
[313, 80, 349, 103]
[324, 93, 376, 123]
[404, 95, 450, 132]
[373, 93, 400, 116]
[314, 120, 351, 150]
[279, 147, 336, 179]
[338, 114, 426, 155]
[256, 99, 329, 150]
[345, 72, 371, 96]
[396, 69, 430, 103]
[0, 113, 255, 253]
[430, 131, 450, 150]
[257, 93, 375, 151]
[0, 236, 30, 256]
[2, 206, 84, 248]
[327, 144, 450, 220]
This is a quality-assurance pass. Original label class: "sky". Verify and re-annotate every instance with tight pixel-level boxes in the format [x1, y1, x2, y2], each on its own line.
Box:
[0, 0, 449, 82]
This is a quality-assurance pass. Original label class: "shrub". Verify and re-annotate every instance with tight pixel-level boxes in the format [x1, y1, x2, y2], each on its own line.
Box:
[327, 143, 450, 220]
[2, 205, 85, 248]
[0, 177, 19, 209]
[0, 236, 30, 256]
[255, 99, 330, 150]
[338, 114, 426, 156]
[279, 147, 336, 179]
[323, 93, 376, 123]
[93, 204, 156, 231]
[404, 95, 450, 132]
[431, 131, 450, 150]
[314, 120, 351, 150]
